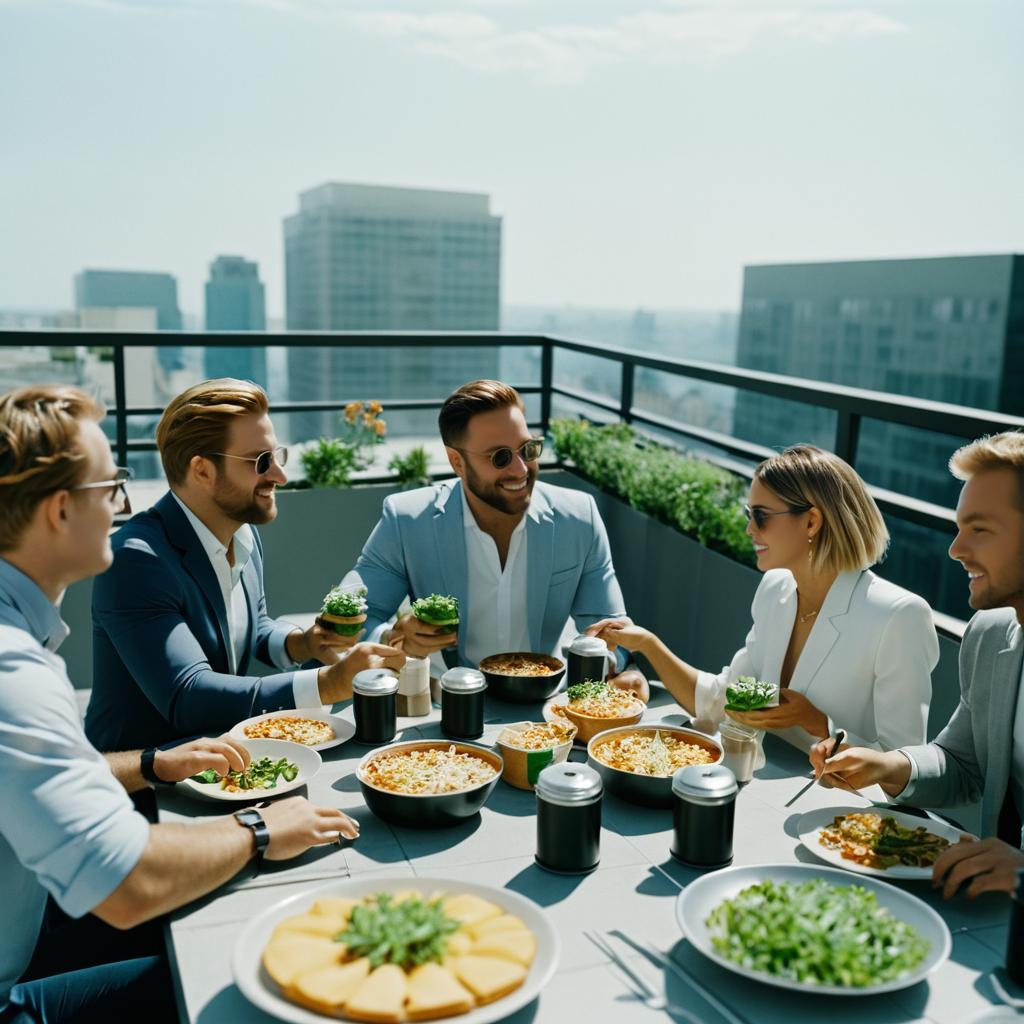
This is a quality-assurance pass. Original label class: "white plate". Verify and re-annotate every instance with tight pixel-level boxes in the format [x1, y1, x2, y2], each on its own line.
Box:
[232, 875, 561, 1024]
[230, 708, 355, 752]
[177, 738, 322, 803]
[797, 805, 970, 880]
[676, 863, 951, 996]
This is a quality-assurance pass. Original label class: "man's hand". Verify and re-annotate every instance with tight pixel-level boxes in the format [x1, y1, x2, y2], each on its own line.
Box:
[727, 690, 827, 737]
[153, 735, 251, 783]
[317, 642, 406, 704]
[287, 620, 363, 666]
[608, 667, 650, 704]
[388, 612, 457, 658]
[259, 796, 360, 859]
[808, 741, 912, 796]
[585, 619, 654, 655]
[932, 836, 1024, 899]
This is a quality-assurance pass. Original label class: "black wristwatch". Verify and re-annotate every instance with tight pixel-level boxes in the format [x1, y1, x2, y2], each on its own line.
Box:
[233, 808, 270, 874]
[140, 747, 174, 787]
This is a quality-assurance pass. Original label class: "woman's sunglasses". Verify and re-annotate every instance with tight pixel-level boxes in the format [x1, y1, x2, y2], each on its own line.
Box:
[72, 466, 133, 515]
[744, 503, 812, 530]
[458, 437, 544, 470]
[210, 446, 288, 476]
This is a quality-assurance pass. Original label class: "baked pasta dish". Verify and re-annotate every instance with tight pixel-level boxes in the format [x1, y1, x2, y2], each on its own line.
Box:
[479, 654, 558, 677]
[591, 729, 715, 777]
[360, 746, 499, 795]
[497, 722, 575, 751]
[243, 716, 336, 746]
[552, 680, 643, 719]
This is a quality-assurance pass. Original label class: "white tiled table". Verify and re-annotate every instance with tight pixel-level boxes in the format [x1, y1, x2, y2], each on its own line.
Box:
[158, 687, 1013, 1024]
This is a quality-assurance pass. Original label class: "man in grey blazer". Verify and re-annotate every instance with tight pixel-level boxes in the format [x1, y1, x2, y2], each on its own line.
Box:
[345, 380, 647, 697]
[812, 431, 1024, 898]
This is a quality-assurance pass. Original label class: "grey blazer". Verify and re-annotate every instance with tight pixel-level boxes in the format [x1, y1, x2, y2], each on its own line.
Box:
[900, 608, 1023, 843]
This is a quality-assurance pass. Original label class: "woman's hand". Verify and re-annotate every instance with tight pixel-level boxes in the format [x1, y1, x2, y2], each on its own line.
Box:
[585, 619, 654, 655]
[726, 689, 828, 736]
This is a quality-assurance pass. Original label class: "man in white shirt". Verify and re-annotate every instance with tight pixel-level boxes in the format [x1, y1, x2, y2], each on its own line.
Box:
[0, 385, 362, 1020]
[811, 431, 1024, 898]
[346, 380, 648, 697]
[88, 379, 404, 751]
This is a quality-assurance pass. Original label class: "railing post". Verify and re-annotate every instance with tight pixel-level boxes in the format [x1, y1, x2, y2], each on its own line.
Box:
[834, 408, 860, 465]
[540, 339, 553, 434]
[112, 342, 128, 468]
[620, 360, 635, 424]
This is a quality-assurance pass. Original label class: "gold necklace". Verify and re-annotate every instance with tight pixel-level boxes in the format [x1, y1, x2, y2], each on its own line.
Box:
[798, 608, 820, 624]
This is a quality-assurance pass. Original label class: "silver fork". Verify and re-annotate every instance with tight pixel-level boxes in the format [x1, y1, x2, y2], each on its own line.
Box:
[584, 931, 704, 1023]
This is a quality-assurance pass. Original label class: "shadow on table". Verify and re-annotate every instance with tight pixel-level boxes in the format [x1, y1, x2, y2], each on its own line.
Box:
[487, 996, 539, 1023]
[502, 862, 587, 906]
[389, 814, 483, 857]
[600, 795, 673, 837]
[486, 781, 540, 818]
[197, 984, 279, 1024]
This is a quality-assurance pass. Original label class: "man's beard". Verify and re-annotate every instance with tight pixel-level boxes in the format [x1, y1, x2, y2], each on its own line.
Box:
[213, 477, 276, 525]
[463, 459, 535, 516]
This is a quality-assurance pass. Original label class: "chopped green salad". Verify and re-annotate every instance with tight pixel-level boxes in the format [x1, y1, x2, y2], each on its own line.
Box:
[411, 593, 459, 632]
[725, 676, 779, 712]
[705, 879, 930, 987]
[338, 893, 460, 969]
[191, 755, 299, 792]
[566, 679, 608, 702]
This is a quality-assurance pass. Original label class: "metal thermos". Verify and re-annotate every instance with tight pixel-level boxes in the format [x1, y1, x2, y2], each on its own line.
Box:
[440, 667, 486, 740]
[670, 763, 738, 869]
[1008, 868, 1024, 985]
[535, 762, 602, 875]
[352, 669, 398, 745]
[566, 634, 609, 687]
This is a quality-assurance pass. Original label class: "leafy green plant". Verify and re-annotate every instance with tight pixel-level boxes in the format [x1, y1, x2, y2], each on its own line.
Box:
[388, 446, 431, 489]
[300, 437, 361, 488]
[321, 585, 368, 618]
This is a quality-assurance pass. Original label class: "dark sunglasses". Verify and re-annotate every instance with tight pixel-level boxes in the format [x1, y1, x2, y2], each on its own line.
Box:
[458, 437, 544, 470]
[72, 466, 133, 515]
[744, 503, 812, 531]
[210, 446, 288, 476]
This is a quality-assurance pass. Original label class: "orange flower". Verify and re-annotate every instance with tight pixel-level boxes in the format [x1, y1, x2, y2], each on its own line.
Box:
[344, 401, 362, 424]
[368, 400, 383, 415]
[374, 419, 387, 437]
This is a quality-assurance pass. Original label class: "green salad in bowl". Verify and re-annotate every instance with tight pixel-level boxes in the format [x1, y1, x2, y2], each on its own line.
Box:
[725, 676, 779, 712]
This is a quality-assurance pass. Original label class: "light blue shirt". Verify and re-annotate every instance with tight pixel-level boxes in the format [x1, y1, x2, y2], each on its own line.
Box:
[0, 557, 150, 1005]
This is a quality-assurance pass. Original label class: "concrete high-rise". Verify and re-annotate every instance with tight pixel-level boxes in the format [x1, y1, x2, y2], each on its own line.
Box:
[283, 182, 502, 440]
[731, 254, 1024, 618]
[75, 269, 183, 331]
[204, 256, 267, 385]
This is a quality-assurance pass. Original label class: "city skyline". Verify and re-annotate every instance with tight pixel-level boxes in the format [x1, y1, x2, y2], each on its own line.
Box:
[3, 1, 1021, 319]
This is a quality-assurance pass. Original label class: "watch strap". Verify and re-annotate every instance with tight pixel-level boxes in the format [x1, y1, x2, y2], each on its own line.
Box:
[140, 747, 173, 787]
[233, 809, 270, 873]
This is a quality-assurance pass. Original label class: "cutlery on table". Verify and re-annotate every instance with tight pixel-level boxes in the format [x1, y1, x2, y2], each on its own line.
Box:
[608, 930, 750, 1024]
[583, 931, 703, 1023]
[784, 729, 861, 806]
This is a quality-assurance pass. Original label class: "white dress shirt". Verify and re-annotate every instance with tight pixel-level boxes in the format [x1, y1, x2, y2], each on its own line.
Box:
[171, 495, 321, 708]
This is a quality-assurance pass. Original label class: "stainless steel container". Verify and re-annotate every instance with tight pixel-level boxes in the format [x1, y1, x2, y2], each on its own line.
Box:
[440, 667, 486, 740]
[566, 634, 609, 687]
[352, 668, 399, 745]
[535, 762, 602, 875]
[670, 763, 737, 869]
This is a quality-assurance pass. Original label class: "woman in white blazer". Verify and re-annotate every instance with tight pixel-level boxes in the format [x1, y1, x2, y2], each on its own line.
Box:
[589, 444, 939, 756]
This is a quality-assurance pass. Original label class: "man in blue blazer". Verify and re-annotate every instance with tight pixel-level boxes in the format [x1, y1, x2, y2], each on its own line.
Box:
[87, 380, 403, 751]
[345, 380, 647, 697]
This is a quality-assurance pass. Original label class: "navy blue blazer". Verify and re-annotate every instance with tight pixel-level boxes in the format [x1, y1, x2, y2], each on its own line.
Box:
[86, 492, 301, 751]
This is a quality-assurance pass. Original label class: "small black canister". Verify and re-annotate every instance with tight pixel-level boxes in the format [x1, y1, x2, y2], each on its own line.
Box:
[1008, 868, 1024, 985]
[440, 667, 486, 740]
[566, 634, 609, 688]
[535, 762, 602, 875]
[670, 763, 738, 869]
[352, 668, 399, 745]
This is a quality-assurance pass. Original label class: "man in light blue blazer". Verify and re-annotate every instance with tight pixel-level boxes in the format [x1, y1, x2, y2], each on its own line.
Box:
[346, 380, 646, 695]
[813, 431, 1024, 899]
[88, 380, 403, 751]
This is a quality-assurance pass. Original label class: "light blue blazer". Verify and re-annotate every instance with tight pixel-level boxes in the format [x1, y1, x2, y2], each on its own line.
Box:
[347, 479, 628, 668]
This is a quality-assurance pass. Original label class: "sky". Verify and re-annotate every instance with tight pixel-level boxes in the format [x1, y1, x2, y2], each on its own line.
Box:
[1, 0, 1021, 321]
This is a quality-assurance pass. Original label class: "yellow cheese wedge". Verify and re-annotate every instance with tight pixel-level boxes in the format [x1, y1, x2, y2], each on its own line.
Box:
[310, 897, 360, 920]
[470, 929, 536, 967]
[344, 963, 408, 1023]
[448, 955, 528, 1005]
[404, 962, 474, 1021]
[389, 889, 423, 905]
[262, 933, 342, 988]
[273, 913, 347, 940]
[441, 894, 502, 927]
[287, 958, 371, 1014]
[469, 914, 529, 939]
[444, 931, 474, 957]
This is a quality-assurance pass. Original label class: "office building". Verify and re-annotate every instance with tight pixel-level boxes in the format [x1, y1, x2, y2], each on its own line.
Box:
[204, 255, 267, 384]
[283, 182, 502, 440]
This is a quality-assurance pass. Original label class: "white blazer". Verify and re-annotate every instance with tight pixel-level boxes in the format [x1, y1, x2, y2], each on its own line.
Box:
[694, 568, 938, 755]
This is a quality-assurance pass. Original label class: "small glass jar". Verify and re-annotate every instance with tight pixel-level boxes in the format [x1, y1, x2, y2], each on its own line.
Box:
[352, 669, 398, 745]
[440, 667, 486, 740]
[397, 655, 431, 717]
[535, 762, 602, 875]
[566, 634, 609, 688]
[719, 722, 759, 784]
[670, 763, 737, 869]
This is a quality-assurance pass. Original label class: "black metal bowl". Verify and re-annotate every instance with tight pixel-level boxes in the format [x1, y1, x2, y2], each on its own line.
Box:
[478, 652, 566, 703]
[587, 725, 723, 808]
[356, 740, 503, 828]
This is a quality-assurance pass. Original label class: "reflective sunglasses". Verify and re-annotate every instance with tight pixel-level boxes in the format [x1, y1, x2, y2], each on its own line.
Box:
[72, 466, 133, 515]
[210, 446, 288, 475]
[744, 502, 812, 530]
[458, 437, 544, 470]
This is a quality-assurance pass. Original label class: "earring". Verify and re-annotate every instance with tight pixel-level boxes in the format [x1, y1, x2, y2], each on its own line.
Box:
[807, 535, 813, 564]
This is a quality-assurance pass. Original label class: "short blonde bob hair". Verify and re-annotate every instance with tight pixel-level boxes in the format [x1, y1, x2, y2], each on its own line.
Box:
[754, 444, 889, 574]
[0, 385, 105, 551]
[949, 431, 1024, 507]
[156, 379, 268, 485]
